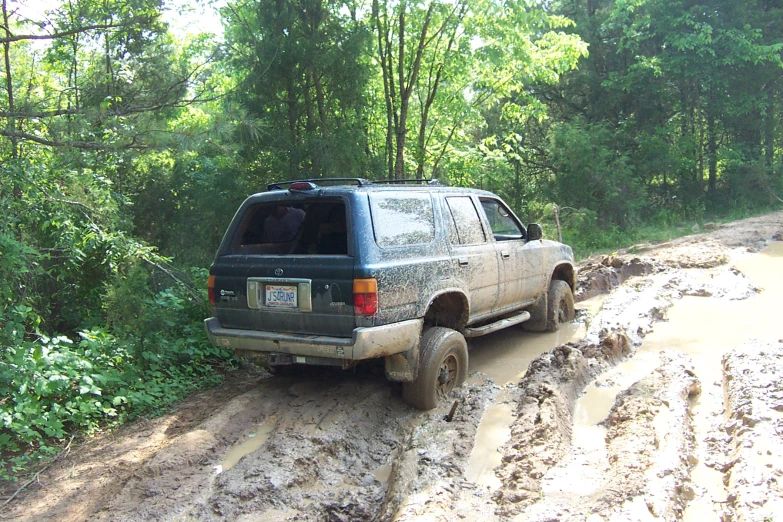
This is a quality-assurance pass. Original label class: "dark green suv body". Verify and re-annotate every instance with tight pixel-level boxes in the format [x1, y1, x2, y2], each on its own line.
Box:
[205, 179, 575, 409]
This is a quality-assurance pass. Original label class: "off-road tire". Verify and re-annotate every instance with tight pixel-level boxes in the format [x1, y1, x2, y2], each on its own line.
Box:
[402, 327, 468, 411]
[522, 291, 548, 331]
[546, 279, 575, 332]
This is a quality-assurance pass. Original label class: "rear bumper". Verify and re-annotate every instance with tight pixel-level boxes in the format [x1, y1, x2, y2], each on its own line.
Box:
[204, 317, 422, 360]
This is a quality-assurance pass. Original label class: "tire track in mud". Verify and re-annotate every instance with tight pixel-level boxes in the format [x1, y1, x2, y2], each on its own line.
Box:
[722, 340, 783, 521]
[99, 372, 405, 521]
[5, 214, 782, 522]
[490, 247, 775, 522]
[95, 368, 495, 522]
[520, 351, 701, 521]
[492, 271, 685, 518]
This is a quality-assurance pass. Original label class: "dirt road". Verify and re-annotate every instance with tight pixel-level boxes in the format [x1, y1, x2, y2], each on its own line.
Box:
[3, 211, 783, 521]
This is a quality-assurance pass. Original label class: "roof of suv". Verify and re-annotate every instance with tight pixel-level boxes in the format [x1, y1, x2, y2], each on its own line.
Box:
[255, 179, 497, 200]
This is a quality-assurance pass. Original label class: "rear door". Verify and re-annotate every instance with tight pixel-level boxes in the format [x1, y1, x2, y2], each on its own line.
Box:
[210, 197, 356, 338]
[443, 195, 500, 322]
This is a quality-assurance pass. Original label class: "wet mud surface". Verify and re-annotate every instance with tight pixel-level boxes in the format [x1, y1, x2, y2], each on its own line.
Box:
[2, 210, 783, 521]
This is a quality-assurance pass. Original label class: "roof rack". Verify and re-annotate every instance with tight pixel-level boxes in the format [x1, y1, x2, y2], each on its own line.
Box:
[267, 178, 370, 191]
[371, 178, 442, 186]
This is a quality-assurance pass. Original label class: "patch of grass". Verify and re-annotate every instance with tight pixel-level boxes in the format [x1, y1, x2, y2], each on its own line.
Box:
[556, 204, 782, 260]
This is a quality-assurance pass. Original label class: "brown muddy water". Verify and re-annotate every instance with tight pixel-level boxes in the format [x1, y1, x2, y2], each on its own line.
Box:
[217, 415, 278, 472]
[465, 295, 607, 488]
[569, 242, 783, 520]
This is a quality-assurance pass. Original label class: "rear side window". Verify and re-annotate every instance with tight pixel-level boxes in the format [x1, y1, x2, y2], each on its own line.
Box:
[370, 193, 435, 247]
[229, 200, 348, 255]
[446, 196, 486, 245]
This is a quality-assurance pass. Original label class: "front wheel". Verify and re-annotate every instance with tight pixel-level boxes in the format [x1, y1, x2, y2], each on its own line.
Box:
[402, 327, 468, 411]
[546, 279, 575, 332]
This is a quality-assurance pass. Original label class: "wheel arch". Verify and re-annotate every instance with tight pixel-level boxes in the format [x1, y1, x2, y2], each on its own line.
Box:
[551, 262, 576, 291]
[422, 290, 470, 331]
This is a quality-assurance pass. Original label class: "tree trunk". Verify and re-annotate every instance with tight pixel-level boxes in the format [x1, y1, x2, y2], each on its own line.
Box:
[414, 3, 466, 180]
[286, 78, 299, 179]
[707, 96, 717, 196]
[393, 1, 434, 180]
[372, 0, 395, 180]
[764, 86, 775, 170]
[393, 1, 407, 180]
[103, 2, 114, 97]
[304, 70, 318, 176]
[2, 0, 17, 159]
[315, 74, 327, 127]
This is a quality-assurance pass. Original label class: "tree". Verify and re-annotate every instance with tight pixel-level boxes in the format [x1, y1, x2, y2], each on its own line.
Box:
[0, 0, 219, 154]
[223, 0, 372, 180]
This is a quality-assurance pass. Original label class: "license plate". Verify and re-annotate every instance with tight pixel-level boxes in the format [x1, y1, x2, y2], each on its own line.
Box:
[265, 285, 297, 308]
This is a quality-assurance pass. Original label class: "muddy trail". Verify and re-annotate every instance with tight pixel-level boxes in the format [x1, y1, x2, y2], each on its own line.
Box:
[3, 211, 783, 521]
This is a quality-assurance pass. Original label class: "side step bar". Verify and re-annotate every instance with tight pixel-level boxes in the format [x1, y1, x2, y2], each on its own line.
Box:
[463, 311, 531, 338]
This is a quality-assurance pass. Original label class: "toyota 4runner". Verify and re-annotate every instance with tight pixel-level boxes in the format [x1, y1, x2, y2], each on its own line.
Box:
[205, 178, 576, 410]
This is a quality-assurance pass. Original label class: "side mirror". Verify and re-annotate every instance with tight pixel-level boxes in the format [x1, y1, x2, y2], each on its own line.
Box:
[527, 223, 543, 241]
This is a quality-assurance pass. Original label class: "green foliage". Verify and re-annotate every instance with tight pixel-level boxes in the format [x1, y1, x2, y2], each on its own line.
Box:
[0, 279, 233, 481]
[547, 120, 645, 228]
[223, 0, 372, 179]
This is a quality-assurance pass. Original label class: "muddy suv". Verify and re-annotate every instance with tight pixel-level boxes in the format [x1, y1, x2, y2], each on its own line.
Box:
[205, 178, 576, 409]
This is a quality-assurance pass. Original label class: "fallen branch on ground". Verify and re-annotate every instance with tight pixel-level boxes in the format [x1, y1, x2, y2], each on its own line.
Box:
[2, 435, 75, 508]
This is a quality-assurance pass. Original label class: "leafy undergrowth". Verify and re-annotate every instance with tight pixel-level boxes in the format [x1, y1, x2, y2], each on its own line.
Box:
[0, 290, 235, 483]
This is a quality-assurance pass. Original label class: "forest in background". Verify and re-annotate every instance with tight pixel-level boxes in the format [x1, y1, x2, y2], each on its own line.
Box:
[0, 0, 781, 478]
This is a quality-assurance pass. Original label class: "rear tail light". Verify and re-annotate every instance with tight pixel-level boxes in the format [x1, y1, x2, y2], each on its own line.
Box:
[353, 278, 378, 316]
[207, 275, 216, 306]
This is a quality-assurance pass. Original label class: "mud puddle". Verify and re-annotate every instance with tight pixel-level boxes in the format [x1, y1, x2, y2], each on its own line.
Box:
[468, 295, 606, 387]
[216, 415, 278, 472]
[464, 295, 606, 490]
[465, 399, 514, 489]
[565, 241, 783, 520]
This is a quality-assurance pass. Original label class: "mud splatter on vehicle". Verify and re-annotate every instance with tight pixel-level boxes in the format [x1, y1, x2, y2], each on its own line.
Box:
[205, 178, 576, 410]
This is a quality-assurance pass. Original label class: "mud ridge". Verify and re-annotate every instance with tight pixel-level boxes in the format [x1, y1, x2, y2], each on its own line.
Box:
[596, 351, 700, 520]
[516, 351, 701, 521]
[381, 382, 495, 521]
[722, 339, 783, 521]
[491, 332, 632, 515]
[493, 269, 705, 518]
[575, 256, 659, 302]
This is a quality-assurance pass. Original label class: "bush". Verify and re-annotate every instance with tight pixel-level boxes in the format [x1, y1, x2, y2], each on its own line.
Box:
[0, 279, 234, 481]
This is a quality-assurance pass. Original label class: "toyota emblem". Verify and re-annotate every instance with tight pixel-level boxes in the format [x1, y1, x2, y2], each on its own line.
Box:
[274, 268, 283, 276]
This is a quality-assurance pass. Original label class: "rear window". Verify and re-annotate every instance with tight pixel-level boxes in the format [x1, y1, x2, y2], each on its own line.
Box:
[228, 200, 348, 255]
[370, 193, 435, 247]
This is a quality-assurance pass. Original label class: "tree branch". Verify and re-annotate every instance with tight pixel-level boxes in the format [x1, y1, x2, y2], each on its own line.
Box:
[0, 18, 157, 44]
[0, 129, 148, 150]
[141, 257, 203, 306]
[2, 435, 75, 508]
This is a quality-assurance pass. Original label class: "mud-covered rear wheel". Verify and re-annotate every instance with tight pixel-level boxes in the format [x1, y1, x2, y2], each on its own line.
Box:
[402, 327, 468, 411]
[546, 279, 575, 331]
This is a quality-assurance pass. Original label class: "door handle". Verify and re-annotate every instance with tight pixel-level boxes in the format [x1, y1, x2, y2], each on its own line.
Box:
[458, 258, 469, 267]
[501, 251, 511, 259]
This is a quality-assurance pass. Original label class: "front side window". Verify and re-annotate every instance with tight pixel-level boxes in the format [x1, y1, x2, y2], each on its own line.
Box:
[480, 199, 524, 240]
[370, 193, 435, 247]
